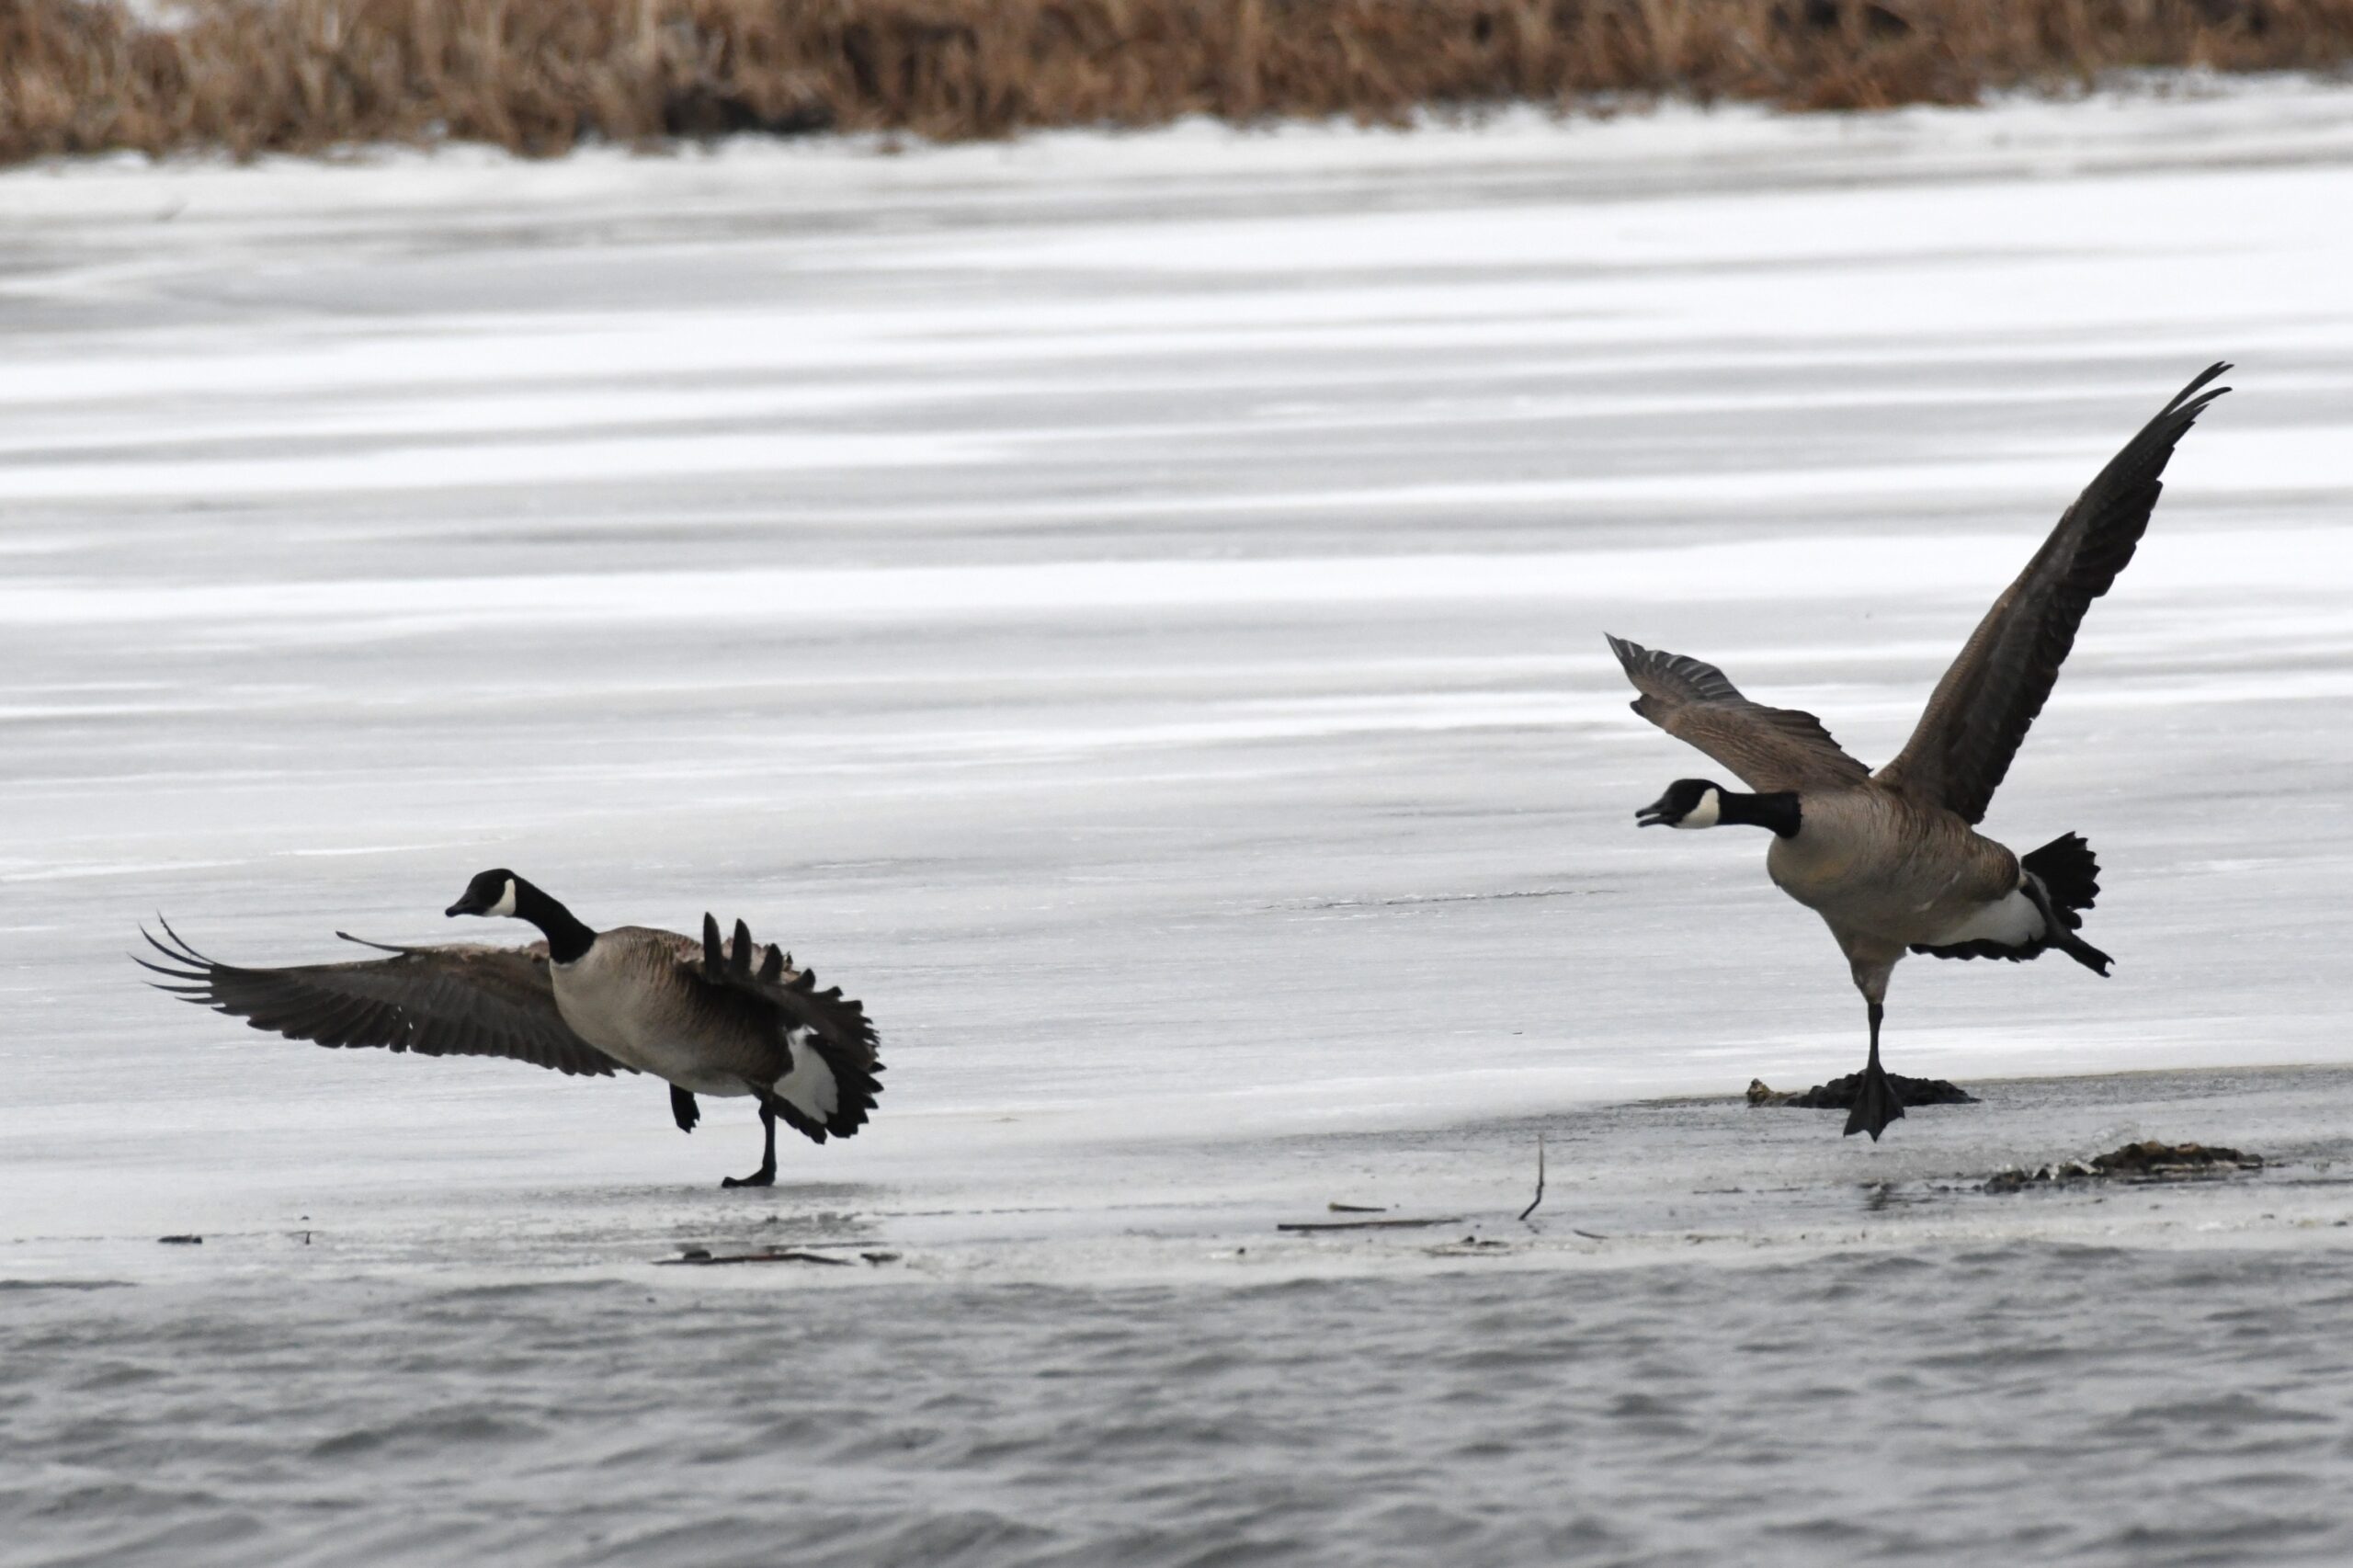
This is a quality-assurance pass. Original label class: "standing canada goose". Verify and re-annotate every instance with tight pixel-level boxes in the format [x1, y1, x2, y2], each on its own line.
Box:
[138, 869, 882, 1187]
[1609, 363, 2229, 1141]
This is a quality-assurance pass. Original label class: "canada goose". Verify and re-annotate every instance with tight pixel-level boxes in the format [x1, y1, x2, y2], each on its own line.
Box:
[138, 869, 882, 1187]
[1609, 363, 2229, 1141]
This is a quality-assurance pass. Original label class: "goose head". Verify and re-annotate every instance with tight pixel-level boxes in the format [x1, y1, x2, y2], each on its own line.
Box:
[1636, 779, 1724, 830]
[446, 868, 522, 918]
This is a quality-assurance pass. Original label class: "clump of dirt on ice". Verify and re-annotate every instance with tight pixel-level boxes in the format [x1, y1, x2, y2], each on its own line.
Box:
[1746, 1074, 1977, 1109]
[1983, 1141, 2265, 1193]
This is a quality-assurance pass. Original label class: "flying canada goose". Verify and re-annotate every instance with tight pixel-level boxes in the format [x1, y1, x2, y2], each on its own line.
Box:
[1609, 362, 2229, 1141]
[138, 869, 882, 1187]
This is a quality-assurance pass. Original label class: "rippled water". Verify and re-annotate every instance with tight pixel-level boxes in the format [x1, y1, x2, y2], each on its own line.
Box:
[11, 1062, 2353, 1567]
[11, 1243, 2353, 1568]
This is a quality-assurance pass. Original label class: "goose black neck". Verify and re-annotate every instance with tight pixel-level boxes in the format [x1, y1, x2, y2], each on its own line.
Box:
[1720, 790, 1802, 838]
[513, 879, 597, 963]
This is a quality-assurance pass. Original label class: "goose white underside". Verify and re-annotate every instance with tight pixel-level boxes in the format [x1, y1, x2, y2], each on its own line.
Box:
[769, 1027, 840, 1122]
[612, 1030, 835, 1115]
[1928, 886, 2046, 949]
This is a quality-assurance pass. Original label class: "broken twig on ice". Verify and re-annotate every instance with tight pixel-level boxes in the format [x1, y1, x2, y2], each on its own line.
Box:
[1518, 1132, 1546, 1222]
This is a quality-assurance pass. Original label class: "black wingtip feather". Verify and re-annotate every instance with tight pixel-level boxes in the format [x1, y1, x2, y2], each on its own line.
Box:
[132, 955, 208, 983]
[143, 921, 186, 963]
[2165, 361, 2232, 415]
[701, 913, 723, 975]
[137, 921, 219, 997]
[2137, 361, 2231, 461]
[154, 913, 205, 959]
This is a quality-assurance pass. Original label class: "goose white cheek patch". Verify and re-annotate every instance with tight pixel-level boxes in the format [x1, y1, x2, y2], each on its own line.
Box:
[489, 880, 517, 917]
[1673, 789, 1722, 829]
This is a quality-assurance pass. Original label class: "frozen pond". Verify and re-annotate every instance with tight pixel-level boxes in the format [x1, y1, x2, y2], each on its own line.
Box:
[6, 85, 2353, 1565]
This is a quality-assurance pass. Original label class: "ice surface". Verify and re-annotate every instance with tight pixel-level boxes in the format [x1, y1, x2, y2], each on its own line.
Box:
[6, 84, 2353, 1567]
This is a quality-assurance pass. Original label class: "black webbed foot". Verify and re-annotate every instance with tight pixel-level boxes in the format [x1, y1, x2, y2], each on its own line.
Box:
[1843, 1059, 1907, 1142]
[719, 1096, 780, 1187]
[670, 1085, 700, 1134]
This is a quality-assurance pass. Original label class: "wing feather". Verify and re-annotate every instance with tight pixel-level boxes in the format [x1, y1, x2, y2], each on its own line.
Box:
[136, 919, 626, 1079]
[694, 914, 884, 1142]
[1606, 633, 1870, 791]
[1876, 364, 2230, 823]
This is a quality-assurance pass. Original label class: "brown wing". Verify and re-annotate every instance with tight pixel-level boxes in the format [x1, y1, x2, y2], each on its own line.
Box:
[1606, 633, 1870, 791]
[137, 918, 626, 1078]
[1876, 363, 2230, 823]
[696, 915, 883, 1142]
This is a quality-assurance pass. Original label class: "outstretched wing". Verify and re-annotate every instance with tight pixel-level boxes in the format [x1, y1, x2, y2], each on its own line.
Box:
[1877, 363, 2231, 823]
[137, 919, 626, 1078]
[698, 915, 883, 1143]
[1606, 633, 1870, 791]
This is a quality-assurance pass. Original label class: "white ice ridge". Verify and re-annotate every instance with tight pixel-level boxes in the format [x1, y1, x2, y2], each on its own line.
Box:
[5, 521, 2348, 630]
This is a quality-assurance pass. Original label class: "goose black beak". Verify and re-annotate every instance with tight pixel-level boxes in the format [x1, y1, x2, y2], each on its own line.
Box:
[1635, 792, 1677, 828]
[446, 900, 476, 917]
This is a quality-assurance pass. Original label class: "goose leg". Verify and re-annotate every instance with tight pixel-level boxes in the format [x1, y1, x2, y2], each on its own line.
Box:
[1844, 1000, 1905, 1142]
[722, 1098, 778, 1188]
[670, 1085, 700, 1134]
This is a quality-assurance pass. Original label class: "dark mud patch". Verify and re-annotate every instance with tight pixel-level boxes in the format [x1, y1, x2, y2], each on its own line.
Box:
[1984, 1142, 2265, 1194]
[1747, 1074, 1978, 1110]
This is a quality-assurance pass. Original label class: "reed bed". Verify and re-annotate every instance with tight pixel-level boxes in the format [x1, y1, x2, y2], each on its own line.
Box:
[4, 0, 2351, 165]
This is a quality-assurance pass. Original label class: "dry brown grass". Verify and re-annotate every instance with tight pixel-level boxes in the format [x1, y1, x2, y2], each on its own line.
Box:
[5, 0, 2352, 165]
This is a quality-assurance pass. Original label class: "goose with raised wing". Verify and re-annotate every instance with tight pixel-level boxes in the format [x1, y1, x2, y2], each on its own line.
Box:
[139, 869, 882, 1187]
[1609, 363, 2229, 1141]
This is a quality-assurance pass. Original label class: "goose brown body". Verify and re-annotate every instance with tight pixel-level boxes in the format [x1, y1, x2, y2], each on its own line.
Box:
[1766, 790, 2019, 947]
[553, 927, 804, 1096]
[1609, 363, 2231, 1140]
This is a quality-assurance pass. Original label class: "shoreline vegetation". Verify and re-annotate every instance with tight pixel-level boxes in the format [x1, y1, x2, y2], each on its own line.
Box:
[4, 0, 2353, 166]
